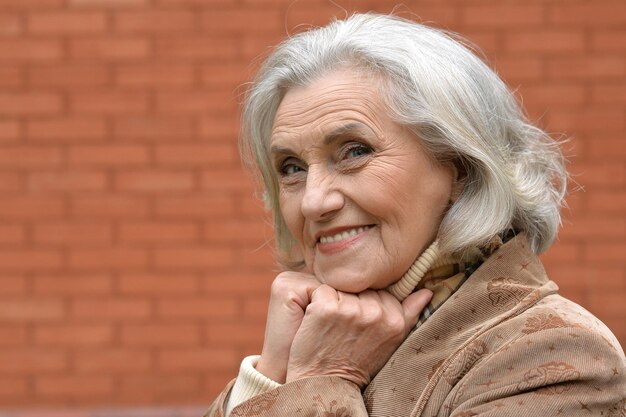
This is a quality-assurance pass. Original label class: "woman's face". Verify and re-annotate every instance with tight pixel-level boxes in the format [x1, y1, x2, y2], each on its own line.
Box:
[270, 70, 455, 293]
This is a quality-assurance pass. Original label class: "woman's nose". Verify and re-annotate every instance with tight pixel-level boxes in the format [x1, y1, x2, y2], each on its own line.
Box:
[300, 168, 344, 221]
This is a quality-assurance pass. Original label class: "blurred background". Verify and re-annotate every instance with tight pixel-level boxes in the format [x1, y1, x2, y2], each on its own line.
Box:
[0, 0, 624, 414]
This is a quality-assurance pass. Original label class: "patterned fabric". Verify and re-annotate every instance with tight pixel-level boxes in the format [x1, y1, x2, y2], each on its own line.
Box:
[412, 234, 504, 331]
[203, 233, 626, 417]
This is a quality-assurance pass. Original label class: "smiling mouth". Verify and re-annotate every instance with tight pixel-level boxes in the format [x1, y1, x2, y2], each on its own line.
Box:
[318, 225, 374, 244]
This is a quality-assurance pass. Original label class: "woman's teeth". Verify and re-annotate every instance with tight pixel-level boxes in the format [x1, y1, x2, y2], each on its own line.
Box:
[319, 226, 370, 244]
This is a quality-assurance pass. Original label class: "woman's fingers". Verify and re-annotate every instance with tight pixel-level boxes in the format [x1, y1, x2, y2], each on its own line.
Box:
[401, 289, 433, 333]
[287, 286, 433, 388]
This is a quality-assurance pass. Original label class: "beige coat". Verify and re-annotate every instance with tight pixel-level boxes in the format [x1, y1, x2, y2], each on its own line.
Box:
[205, 235, 626, 416]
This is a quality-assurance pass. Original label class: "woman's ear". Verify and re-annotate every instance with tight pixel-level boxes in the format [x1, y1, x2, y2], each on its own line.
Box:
[449, 162, 465, 204]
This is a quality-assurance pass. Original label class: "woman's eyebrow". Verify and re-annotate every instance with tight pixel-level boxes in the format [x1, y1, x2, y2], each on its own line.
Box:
[270, 122, 374, 155]
[323, 122, 375, 145]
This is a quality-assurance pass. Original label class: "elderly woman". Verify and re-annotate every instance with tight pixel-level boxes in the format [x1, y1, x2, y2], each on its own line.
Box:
[205, 13, 626, 417]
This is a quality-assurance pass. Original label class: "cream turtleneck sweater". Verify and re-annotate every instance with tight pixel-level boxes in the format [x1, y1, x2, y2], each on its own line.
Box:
[224, 240, 476, 416]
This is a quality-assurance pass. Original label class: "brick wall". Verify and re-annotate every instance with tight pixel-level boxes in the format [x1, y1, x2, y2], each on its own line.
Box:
[0, 0, 624, 410]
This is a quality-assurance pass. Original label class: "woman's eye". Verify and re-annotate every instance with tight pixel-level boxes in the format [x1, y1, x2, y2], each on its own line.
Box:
[279, 159, 305, 176]
[344, 144, 373, 160]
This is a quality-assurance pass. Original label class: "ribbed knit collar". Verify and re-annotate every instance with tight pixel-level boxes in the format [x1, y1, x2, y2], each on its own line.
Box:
[387, 236, 504, 310]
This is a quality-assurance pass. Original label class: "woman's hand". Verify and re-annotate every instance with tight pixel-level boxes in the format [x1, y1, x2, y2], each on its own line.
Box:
[256, 271, 321, 383]
[285, 286, 433, 388]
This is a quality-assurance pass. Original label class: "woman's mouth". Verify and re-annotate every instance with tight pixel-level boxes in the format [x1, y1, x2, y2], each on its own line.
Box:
[316, 225, 374, 254]
[319, 225, 373, 243]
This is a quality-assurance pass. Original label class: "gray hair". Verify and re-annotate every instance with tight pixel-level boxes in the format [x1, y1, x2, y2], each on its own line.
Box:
[240, 13, 567, 260]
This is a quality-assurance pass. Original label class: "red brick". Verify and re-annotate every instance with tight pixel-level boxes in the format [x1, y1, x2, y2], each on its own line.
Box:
[591, 84, 626, 105]
[0, 39, 62, 62]
[156, 90, 237, 114]
[154, 144, 237, 166]
[0, 66, 22, 87]
[35, 375, 114, 398]
[69, 0, 148, 7]
[115, 10, 196, 32]
[0, 349, 66, 373]
[0, 120, 20, 142]
[154, 247, 236, 269]
[69, 248, 148, 269]
[549, 4, 626, 27]
[113, 116, 194, 141]
[549, 265, 625, 292]
[242, 297, 270, 320]
[34, 324, 114, 346]
[0, 275, 28, 295]
[0, 0, 62, 7]
[0, 250, 63, 272]
[68, 145, 149, 166]
[546, 56, 625, 80]
[70, 37, 151, 60]
[201, 63, 253, 88]
[572, 162, 626, 187]
[454, 31, 498, 58]
[33, 222, 113, 245]
[33, 273, 113, 295]
[0, 224, 26, 245]
[203, 219, 269, 244]
[494, 57, 543, 83]
[200, 170, 256, 193]
[585, 243, 626, 262]
[27, 171, 108, 192]
[26, 117, 107, 141]
[119, 273, 198, 295]
[115, 170, 194, 192]
[505, 30, 585, 54]
[201, 272, 273, 295]
[0, 326, 28, 346]
[592, 29, 626, 52]
[198, 116, 239, 141]
[237, 244, 276, 269]
[118, 373, 200, 401]
[0, 197, 65, 220]
[115, 64, 195, 88]
[157, 0, 233, 4]
[462, 5, 544, 28]
[560, 216, 625, 241]
[200, 9, 280, 34]
[0, 146, 62, 169]
[520, 84, 586, 107]
[0, 92, 62, 116]
[0, 173, 22, 194]
[0, 12, 21, 35]
[71, 195, 149, 218]
[588, 137, 626, 160]
[156, 196, 235, 218]
[548, 109, 624, 132]
[0, 377, 28, 398]
[154, 38, 239, 60]
[74, 348, 152, 372]
[28, 64, 109, 88]
[0, 298, 64, 322]
[156, 297, 237, 319]
[587, 190, 626, 212]
[588, 292, 626, 318]
[539, 242, 582, 263]
[71, 91, 149, 114]
[157, 348, 238, 371]
[121, 323, 200, 346]
[120, 222, 198, 243]
[27, 11, 108, 34]
[205, 322, 264, 345]
[70, 298, 151, 320]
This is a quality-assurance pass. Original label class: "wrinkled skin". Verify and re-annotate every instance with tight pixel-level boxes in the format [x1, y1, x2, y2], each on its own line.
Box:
[256, 69, 455, 388]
